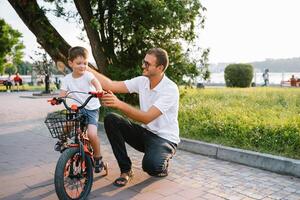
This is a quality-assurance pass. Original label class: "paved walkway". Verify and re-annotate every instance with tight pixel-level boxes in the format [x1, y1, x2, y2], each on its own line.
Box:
[0, 92, 300, 200]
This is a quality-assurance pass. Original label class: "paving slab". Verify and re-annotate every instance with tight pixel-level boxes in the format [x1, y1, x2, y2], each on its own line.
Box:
[0, 92, 300, 200]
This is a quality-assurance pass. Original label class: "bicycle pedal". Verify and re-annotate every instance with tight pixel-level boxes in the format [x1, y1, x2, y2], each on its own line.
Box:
[54, 145, 61, 152]
[54, 141, 68, 152]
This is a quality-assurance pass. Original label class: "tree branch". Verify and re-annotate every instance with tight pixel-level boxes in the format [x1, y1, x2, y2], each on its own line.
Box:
[8, 0, 98, 72]
[8, 0, 71, 70]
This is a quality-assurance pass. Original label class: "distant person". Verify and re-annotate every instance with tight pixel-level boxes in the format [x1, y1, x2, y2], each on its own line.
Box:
[54, 76, 61, 90]
[5, 73, 13, 92]
[290, 75, 297, 87]
[262, 69, 269, 86]
[13, 72, 23, 91]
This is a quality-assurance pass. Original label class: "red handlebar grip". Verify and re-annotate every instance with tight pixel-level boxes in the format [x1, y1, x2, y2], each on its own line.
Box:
[47, 98, 58, 105]
[89, 91, 105, 98]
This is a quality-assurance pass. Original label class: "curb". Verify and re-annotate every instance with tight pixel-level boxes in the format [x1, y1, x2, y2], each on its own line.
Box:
[98, 122, 300, 178]
[178, 138, 300, 178]
[20, 92, 59, 99]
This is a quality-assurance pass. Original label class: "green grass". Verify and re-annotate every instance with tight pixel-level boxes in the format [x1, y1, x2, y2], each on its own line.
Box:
[179, 87, 300, 159]
[0, 84, 57, 92]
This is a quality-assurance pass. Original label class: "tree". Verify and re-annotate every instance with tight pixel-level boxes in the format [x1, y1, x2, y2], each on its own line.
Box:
[17, 61, 33, 75]
[8, 0, 208, 84]
[0, 18, 25, 74]
[31, 48, 57, 93]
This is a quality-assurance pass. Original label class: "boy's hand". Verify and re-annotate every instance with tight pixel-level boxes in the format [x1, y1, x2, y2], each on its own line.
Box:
[96, 89, 104, 98]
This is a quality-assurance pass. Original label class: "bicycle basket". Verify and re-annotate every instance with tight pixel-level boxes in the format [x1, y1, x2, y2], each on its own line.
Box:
[44, 110, 85, 140]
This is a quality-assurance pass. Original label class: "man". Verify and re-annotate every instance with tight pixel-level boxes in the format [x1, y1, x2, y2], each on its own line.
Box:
[290, 75, 297, 87]
[89, 48, 179, 187]
[262, 69, 269, 86]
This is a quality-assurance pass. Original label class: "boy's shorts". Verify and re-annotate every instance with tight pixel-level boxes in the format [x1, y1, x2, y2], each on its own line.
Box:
[79, 108, 99, 126]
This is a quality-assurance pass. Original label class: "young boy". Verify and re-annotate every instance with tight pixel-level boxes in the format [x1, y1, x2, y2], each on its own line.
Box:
[60, 46, 104, 173]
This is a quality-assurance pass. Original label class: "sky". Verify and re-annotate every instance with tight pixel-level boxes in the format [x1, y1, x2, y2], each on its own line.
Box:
[199, 0, 300, 63]
[1, 0, 300, 64]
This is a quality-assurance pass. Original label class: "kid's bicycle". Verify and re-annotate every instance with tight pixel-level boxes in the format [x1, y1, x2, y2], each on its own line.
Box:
[45, 91, 108, 200]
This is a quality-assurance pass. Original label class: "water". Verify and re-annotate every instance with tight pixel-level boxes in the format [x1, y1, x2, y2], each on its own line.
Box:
[201, 72, 300, 85]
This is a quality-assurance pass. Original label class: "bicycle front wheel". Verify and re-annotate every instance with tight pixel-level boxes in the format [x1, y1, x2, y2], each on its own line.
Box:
[54, 147, 93, 200]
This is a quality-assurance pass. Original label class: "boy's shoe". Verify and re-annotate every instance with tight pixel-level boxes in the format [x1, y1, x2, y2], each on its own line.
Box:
[54, 141, 67, 152]
[54, 141, 62, 151]
[94, 156, 104, 173]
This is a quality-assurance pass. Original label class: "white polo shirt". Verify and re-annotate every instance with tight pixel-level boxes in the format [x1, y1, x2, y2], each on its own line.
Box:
[124, 75, 180, 144]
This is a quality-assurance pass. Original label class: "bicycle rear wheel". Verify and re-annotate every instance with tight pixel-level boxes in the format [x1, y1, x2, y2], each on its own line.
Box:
[54, 147, 93, 200]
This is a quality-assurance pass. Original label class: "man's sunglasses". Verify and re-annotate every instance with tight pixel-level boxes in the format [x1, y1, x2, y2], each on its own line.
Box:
[142, 60, 151, 68]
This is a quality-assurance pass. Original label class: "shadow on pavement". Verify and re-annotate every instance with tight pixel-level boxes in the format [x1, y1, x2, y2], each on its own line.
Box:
[90, 177, 160, 199]
[1, 179, 55, 200]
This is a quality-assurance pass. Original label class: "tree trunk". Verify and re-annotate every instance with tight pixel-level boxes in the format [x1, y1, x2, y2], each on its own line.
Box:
[74, 0, 107, 73]
[8, 0, 98, 71]
[44, 73, 50, 94]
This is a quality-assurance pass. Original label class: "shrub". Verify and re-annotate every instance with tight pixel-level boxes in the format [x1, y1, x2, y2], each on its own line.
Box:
[224, 64, 253, 87]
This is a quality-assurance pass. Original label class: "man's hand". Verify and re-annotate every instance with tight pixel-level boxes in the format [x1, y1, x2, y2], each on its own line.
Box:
[101, 91, 162, 124]
[100, 90, 122, 109]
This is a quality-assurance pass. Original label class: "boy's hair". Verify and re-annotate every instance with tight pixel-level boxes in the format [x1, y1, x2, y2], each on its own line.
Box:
[68, 46, 89, 61]
[146, 48, 169, 71]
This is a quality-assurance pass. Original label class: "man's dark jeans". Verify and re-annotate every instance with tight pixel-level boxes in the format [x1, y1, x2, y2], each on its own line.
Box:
[104, 112, 177, 176]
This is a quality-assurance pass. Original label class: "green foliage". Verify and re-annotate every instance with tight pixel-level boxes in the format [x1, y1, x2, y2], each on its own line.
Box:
[4, 63, 16, 74]
[0, 18, 25, 74]
[101, 0, 206, 83]
[49, 0, 207, 84]
[224, 64, 253, 87]
[17, 61, 33, 75]
[179, 88, 300, 159]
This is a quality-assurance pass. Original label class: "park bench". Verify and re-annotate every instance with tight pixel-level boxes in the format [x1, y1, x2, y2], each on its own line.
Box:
[0, 79, 7, 86]
[0, 77, 25, 91]
[280, 79, 300, 87]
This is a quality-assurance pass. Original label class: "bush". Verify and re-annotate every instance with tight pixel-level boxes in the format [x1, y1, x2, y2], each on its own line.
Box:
[224, 64, 253, 87]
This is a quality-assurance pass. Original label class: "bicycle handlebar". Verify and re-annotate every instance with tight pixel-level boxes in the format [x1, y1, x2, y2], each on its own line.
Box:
[47, 91, 106, 111]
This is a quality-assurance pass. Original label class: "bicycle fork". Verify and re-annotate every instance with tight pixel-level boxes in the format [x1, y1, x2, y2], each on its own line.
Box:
[69, 142, 93, 170]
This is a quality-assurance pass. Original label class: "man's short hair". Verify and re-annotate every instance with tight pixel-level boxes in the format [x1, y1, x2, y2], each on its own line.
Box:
[68, 46, 88, 61]
[146, 48, 169, 71]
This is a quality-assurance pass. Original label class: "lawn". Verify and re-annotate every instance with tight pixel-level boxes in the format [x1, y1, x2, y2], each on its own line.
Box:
[0, 84, 57, 92]
[179, 87, 300, 159]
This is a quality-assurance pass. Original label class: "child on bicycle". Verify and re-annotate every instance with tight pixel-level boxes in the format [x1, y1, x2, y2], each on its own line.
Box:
[59, 46, 105, 173]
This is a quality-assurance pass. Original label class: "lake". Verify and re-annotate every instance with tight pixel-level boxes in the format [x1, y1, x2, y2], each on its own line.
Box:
[200, 72, 300, 85]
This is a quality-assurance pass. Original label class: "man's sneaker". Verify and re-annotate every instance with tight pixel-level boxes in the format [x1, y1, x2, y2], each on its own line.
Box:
[154, 162, 169, 177]
[94, 157, 104, 173]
